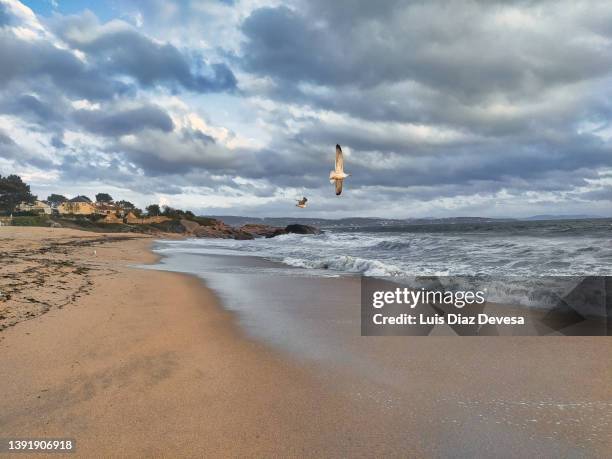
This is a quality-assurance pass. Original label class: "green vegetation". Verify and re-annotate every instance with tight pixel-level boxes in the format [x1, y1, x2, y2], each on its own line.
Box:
[47, 194, 67, 205]
[146, 204, 161, 216]
[11, 215, 50, 226]
[0, 174, 35, 213]
[52, 217, 186, 234]
[161, 206, 198, 220]
[95, 193, 113, 203]
[116, 200, 135, 209]
[116, 200, 142, 216]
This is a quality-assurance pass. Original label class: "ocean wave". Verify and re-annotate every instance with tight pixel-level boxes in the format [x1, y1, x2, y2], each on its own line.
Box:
[374, 240, 411, 250]
[282, 255, 405, 276]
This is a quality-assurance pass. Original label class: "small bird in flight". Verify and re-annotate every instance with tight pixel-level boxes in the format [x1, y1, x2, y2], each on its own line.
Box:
[329, 144, 350, 195]
[296, 197, 308, 208]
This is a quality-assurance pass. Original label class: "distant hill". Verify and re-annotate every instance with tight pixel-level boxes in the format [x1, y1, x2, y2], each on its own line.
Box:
[207, 215, 516, 228]
[406, 217, 516, 225]
[206, 215, 406, 228]
[208, 214, 609, 228]
[522, 214, 606, 221]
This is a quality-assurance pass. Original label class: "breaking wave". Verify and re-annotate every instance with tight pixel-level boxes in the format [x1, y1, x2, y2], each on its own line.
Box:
[282, 255, 404, 277]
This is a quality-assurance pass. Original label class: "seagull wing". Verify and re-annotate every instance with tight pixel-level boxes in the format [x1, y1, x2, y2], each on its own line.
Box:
[335, 179, 343, 195]
[335, 144, 344, 174]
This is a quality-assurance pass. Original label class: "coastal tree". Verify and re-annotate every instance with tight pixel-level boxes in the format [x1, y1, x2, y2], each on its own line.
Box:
[146, 204, 161, 216]
[47, 194, 67, 205]
[162, 205, 184, 218]
[160, 206, 197, 220]
[95, 193, 113, 203]
[0, 174, 35, 213]
[116, 200, 135, 209]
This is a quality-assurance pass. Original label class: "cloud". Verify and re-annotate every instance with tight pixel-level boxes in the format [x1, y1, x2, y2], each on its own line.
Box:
[239, 0, 612, 144]
[0, 2, 12, 26]
[0, 129, 16, 146]
[0, 28, 128, 100]
[243, 1, 612, 97]
[0, 4, 237, 104]
[232, 0, 612, 215]
[0, 126, 54, 169]
[3, 93, 64, 124]
[52, 11, 237, 93]
[113, 127, 227, 175]
[74, 104, 174, 136]
[1, 0, 611, 217]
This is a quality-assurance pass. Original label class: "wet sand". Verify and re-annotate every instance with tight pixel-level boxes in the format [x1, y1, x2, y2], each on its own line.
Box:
[150, 244, 612, 457]
[1, 228, 611, 457]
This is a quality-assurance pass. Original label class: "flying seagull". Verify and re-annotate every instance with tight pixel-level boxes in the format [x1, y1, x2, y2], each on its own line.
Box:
[329, 144, 350, 195]
[296, 197, 308, 208]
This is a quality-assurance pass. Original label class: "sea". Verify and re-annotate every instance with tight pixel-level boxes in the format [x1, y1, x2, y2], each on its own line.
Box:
[150, 218, 612, 312]
[155, 218, 612, 277]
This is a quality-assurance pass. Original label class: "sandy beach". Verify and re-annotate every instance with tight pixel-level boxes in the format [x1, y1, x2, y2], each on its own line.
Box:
[1, 228, 611, 457]
[0, 228, 421, 457]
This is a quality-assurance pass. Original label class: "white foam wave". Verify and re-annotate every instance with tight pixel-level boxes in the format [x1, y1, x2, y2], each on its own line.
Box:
[282, 255, 405, 277]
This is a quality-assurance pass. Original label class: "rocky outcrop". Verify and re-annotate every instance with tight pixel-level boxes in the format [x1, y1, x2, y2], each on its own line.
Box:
[178, 219, 321, 240]
[265, 228, 289, 238]
[239, 223, 284, 238]
[240, 223, 323, 238]
[237, 223, 322, 238]
[179, 219, 201, 234]
[284, 224, 322, 235]
[181, 219, 254, 239]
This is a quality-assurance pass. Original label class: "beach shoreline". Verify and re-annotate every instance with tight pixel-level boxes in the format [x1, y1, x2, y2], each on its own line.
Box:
[1, 228, 610, 457]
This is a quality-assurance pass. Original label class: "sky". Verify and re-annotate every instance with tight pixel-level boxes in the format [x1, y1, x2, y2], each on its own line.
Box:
[0, 0, 611, 218]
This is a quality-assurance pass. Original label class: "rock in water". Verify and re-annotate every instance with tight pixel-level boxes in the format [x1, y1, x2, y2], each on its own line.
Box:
[284, 224, 321, 235]
[265, 228, 288, 238]
[239, 224, 284, 238]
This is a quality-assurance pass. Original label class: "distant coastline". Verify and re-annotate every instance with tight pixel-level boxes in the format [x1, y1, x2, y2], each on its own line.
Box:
[208, 214, 610, 228]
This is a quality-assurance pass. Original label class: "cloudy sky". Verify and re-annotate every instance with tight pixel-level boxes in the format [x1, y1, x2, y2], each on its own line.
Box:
[1, 0, 611, 218]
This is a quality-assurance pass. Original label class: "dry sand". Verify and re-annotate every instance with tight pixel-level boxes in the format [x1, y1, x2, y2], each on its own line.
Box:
[0, 227, 610, 457]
